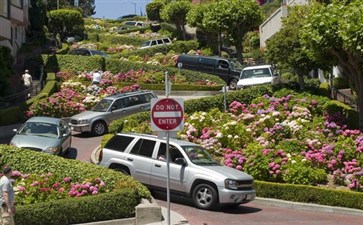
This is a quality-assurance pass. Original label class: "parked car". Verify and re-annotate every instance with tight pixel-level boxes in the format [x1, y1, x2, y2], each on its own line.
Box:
[139, 37, 172, 49]
[94, 133, 256, 210]
[124, 21, 148, 27]
[69, 91, 157, 136]
[118, 14, 138, 20]
[175, 54, 243, 90]
[236, 64, 280, 89]
[68, 48, 109, 58]
[10, 117, 72, 155]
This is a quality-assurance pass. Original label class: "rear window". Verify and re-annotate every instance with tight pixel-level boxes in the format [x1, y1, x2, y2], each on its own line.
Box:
[104, 135, 134, 152]
[241, 68, 272, 79]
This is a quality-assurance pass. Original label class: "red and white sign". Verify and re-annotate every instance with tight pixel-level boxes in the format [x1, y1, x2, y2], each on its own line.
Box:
[151, 98, 184, 131]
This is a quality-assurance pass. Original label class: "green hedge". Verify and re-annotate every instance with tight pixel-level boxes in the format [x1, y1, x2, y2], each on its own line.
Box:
[15, 189, 139, 225]
[0, 105, 26, 125]
[0, 145, 150, 225]
[333, 77, 350, 89]
[323, 100, 359, 129]
[255, 180, 363, 210]
[98, 33, 149, 46]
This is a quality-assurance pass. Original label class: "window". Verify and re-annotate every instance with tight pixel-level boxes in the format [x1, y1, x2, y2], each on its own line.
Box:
[163, 38, 171, 44]
[11, 0, 22, 8]
[151, 40, 157, 46]
[142, 93, 153, 103]
[104, 135, 134, 152]
[111, 98, 125, 110]
[0, 0, 10, 18]
[157, 39, 163, 45]
[218, 60, 229, 69]
[157, 143, 180, 162]
[130, 139, 155, 157]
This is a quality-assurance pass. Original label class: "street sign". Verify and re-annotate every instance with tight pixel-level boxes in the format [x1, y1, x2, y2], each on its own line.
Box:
[151, 98, 184, 131]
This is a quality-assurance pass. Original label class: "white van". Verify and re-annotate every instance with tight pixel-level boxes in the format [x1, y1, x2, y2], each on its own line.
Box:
[236, 64, 279, 89]
[139, 37, 172, 49]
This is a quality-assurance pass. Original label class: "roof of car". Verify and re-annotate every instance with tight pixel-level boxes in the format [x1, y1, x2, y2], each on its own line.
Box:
[103, 90, 154, 100]
[116, 133, 199, 146]
[26, 116, 62, 124]
[242, 65, 272, 70]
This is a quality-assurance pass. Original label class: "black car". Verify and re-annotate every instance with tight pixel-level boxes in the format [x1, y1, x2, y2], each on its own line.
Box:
[175, 54, 243, 90]
[69, 48, 109, 58]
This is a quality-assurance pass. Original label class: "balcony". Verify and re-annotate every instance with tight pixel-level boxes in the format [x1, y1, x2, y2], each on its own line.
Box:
[0, 16, 11, 40]
[10, 4, 25, 25]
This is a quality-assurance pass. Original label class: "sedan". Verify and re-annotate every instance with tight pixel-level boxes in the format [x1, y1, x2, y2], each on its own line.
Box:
[10, 117, 72, 155]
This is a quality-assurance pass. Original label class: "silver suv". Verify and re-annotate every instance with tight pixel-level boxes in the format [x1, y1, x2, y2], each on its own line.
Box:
[69, 91, 157, 135]
[93, 133, 256, 210]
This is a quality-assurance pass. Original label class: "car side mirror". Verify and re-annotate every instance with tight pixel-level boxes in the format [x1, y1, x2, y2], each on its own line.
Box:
[175, 158, 186, 166]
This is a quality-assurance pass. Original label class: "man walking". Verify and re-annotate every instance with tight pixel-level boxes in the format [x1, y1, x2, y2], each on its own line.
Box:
[0, 166, 15, 225]
[22, 69, 32, 99]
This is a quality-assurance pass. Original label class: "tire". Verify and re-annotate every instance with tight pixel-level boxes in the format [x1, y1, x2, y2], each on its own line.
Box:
[192, 183, 218, 210]
[228, 79, 238, 90]
[92, 121, 108, 136]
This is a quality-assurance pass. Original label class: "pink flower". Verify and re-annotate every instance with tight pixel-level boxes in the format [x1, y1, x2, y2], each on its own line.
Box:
[58, 187, 65, 193]
[63, 177, 71, 183]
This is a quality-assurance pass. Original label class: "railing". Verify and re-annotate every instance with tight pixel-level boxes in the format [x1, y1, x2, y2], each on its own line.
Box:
[332, 87, 358, 111]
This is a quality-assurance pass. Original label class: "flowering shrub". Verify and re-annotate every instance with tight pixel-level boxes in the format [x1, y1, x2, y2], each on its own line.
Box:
[7, 171, 109, 205]
[176, 93, 363, 191]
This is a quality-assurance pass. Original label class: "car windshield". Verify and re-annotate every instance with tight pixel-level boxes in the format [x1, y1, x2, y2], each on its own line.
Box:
[93, 99, 113, 112]
[18, 122, 59, 138]
[230, 60, 244, 71]
[240, 68, 272, 79]
[182, 146, 219, 165]
[141, 41, 151, 47]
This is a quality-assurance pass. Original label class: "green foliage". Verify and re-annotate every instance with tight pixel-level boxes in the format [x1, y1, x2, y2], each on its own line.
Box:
[319, 82, 330, 97]
[0, 105, 26, 125]
[333, 77, 350, 89]
[146, 1, 165, 21]
[282, 156, 328, 185]
[28, 0, 47, 44]
[98, 33, 148, 46]
[48, 9, 85, 40]
[260, 0, 281, 18]
[255, 180, 363, 210]
[323, 100, 359, 129]
[0, 46, 13, 96]
[43, 54, 105, 73]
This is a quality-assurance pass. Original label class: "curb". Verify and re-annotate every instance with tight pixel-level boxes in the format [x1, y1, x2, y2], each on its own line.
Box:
[254, 197, 363, 217]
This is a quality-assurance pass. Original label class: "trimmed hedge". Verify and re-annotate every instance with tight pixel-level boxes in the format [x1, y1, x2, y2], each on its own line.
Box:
[323, 100, 359, 129]
[0, 145, 150, 225]
[255, 180, 363, 210]
[98, 33, 149, 46]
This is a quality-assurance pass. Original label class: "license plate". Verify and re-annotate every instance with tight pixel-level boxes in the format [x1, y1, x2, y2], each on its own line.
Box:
[246, 194, 252, 200]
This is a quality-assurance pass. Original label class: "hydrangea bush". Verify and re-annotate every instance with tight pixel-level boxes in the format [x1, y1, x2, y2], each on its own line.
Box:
[179, 93, 363, 191]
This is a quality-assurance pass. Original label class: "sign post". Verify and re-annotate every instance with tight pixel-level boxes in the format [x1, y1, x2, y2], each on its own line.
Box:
[151, 72, 184, 225]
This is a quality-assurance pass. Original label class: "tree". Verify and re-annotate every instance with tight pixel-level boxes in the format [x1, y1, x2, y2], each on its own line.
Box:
[186, 3, 218, 54]
[29, 0, 47, 43]
[300, 0, 363, 129]
[202, 0, 263, 62]
[146, 1, 166, 22]
[0, 46, 13, 96]
[265, 5, 322, 90]
[48, 9, 84, 40]
[47, 0, 95, 17]
[160, 0, 192, 40]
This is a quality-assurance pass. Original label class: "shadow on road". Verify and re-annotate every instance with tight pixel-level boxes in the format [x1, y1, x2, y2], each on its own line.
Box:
[152, 190, 261, 214]
[63, 147, 78, 159]
[72, 132, 97, 138]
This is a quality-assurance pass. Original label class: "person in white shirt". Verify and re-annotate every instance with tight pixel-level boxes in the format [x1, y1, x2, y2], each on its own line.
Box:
[92, 70, 103, 85]
[0, 166, 15, 225]
[22, 70, 33, 99]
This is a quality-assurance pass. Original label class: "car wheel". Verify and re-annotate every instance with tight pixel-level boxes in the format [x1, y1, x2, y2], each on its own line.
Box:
[228, 79, 238, 90]
[92, 121, 108, 136]
[192, 183, 218, 210]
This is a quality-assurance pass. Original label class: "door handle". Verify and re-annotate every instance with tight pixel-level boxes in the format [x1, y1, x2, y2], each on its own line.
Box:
[127, 158, 133, 161]
[122, 110, 126, 113]
[155, 164, 161, 168]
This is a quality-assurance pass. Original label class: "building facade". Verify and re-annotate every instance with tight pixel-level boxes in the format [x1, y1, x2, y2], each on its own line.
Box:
[0, 0, 29, 58]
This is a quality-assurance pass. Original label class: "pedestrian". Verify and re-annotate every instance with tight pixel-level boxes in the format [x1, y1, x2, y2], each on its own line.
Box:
[92, 70, 103, 85]
[22, 69, 32, 99]
[0, 166, 15, 225]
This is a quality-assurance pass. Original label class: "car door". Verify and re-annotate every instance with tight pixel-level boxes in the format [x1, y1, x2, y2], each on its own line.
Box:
[198, 57, 216, 74]
[128, 138, 156, 185]
[150, 142, 189, 192]
[59, 120, 72, 150]
[121, 95, 148, 116]
[107, 98, 132, 122]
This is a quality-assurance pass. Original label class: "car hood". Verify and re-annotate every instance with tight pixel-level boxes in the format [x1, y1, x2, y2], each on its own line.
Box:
[71, 110, 106, 120]
[10, 135, 61, 153]
[237, 77, 273, 86]
[202, 165, 253, 180]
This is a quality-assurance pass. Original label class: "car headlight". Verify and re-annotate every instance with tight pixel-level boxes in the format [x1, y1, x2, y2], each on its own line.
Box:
[225, 179, 238, 190]
[78, 119, 89, 124]
[47, 147, 59, 153]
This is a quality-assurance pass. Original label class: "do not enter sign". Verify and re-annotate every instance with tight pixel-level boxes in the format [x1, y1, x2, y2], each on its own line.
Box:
[151, 98, 184, 131]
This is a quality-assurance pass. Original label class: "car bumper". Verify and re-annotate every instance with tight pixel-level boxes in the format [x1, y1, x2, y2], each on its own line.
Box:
[218, 188, 256, 204]
[69, 123, 92, 132]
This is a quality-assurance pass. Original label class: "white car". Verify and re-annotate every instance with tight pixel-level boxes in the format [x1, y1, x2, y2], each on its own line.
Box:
[236, 64, 280, 89]
[93, 133, 256, 210]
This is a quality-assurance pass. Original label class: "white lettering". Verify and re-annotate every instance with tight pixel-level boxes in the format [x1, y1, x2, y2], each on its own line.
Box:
[155, 105, 164, 110]
[158, 118, 177, 124]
